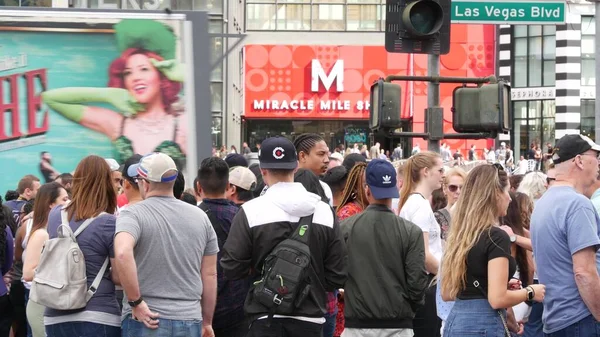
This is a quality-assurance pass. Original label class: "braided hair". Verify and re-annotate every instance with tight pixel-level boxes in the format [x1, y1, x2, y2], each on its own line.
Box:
[293, 133, 324, 156]
[336, 162, 368, 214]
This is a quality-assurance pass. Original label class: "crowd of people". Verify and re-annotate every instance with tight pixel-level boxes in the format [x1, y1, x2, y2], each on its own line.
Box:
[0, 132, 599, 337]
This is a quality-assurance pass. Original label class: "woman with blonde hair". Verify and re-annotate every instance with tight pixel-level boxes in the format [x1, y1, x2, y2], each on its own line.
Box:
[435, 167, 467, 241]
[441, 165, 546, 336]
[398, 151, 445, 337]
[517, 172, 547, 202]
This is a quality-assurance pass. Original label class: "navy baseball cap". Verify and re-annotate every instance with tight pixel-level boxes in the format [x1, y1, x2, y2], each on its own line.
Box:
[366, 159, 399, 200]
[259, 136, 298, 170]
[225, 153, 248, 168]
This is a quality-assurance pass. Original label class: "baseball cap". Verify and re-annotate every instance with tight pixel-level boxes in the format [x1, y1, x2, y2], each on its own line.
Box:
[105, 158, 120, 172]
[330, 152, 344, 162]
[225, 153, 248, 168]
[258, 136, 298, 170]
[229, 166, 257, 191]
[552, 134, 600, 164]
[122, 154, 143, 183]
[127, 153, 178, 183]
[366, 159, 399, 200]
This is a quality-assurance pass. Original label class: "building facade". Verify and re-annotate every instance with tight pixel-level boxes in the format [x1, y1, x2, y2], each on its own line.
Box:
[237, 0, 497, 155]
[498, 0, 596, 159]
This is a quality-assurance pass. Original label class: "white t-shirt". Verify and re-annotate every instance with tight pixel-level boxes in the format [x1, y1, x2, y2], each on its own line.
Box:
[399, 193, 443, 265]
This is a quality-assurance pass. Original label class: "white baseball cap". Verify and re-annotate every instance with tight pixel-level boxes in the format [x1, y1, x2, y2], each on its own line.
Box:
[229, 166, 257, 191]
[105, 158, 120, 172]
[127, 153, 178, 183]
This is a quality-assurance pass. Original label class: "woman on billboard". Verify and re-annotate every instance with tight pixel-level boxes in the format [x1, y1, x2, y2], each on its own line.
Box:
[41, 19, 186, 168]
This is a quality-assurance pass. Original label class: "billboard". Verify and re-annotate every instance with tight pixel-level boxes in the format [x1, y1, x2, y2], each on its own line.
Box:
[0, 10, 209, 194]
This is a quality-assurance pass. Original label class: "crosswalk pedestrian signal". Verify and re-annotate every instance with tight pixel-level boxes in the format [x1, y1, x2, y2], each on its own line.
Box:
[369, 79, 402, 130]
[385, 0, 451, 55]
[452, 81, 512, 133]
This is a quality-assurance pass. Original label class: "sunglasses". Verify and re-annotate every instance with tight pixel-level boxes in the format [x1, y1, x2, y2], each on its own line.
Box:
[448, 184, 463, 193]
[546, 177, 556, 185]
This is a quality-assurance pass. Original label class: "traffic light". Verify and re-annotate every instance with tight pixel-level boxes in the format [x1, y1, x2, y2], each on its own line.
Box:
[452, 81, 512, 133]
[385, 0, 451, 55]
[369, 79, 402, 130]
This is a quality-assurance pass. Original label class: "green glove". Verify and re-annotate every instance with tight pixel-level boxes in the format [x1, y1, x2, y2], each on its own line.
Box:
[150, 58, 185, 82]
[42, 87, 145, 121]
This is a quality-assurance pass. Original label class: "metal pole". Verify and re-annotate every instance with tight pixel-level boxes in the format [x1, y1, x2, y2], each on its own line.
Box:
[595, 2, 600, 144]
[428, 54, 441, 152]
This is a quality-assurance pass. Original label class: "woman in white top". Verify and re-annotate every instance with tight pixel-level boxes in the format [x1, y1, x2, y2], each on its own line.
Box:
[22, 182, 69, 337]
[398, 151, 445, 337]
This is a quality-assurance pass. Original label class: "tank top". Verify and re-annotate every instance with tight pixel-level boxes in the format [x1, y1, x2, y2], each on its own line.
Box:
[21, 218, 34, 290]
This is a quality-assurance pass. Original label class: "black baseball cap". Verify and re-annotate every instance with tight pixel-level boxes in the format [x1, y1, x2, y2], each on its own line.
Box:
[552, 134, 600, 164]
[366, 159, 399, 200]
[225, 153, 248, 168]
[122, 154, 143, 182]
[259, 136, 298, 170]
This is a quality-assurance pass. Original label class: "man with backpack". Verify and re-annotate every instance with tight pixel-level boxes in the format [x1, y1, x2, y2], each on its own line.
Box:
[221, 136, 348, 337]
[196, 157, 250, 337]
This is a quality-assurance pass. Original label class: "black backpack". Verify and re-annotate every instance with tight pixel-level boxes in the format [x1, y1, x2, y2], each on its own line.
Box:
[252, 215, 316, 316]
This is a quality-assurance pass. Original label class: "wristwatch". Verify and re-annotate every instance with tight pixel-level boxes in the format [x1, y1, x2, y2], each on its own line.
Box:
[525, 286, 535, 301]
[128, 296, 144, 308]
[510, 235, 517, 243]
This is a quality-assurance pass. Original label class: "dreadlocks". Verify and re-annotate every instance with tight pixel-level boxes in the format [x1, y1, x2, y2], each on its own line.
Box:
[336, 162, 368, 214]
[293, 133, 324, 155]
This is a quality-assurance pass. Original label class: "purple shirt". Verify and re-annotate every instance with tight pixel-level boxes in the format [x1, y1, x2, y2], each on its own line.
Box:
[1, 226, 14, 296]
[44, 206, 120, 318]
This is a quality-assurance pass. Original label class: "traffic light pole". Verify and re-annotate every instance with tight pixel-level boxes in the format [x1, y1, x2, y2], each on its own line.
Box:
[382, 73, 498, 140]
[428, 54, 441, 153]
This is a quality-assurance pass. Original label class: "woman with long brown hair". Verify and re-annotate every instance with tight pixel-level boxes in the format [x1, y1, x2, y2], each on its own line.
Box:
[22, 182, 69, 337]
[441, 165, 545, 336]
[43, 155, 120, 337]
[398, 151, 444, 337]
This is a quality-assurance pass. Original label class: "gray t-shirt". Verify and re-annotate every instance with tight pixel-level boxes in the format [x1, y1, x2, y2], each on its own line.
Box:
[116, 196, 219, 321]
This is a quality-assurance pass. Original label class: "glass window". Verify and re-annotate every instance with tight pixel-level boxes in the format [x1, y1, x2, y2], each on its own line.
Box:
[171, 0, 192, 10]
[247, 3, 276, 30]
[312, 4, 345, 30]
[210, 37, 223, 81]
[513, 25, 527, 38]
[20, 0, 51, 5]
[582, 16, 595, 85]
[581, 100, 595, 140]
[193, 0, 222, 13]
[276, 4, 311, 30]
[511, 100, 556, 161]
[209, 20, 222, 33]
[211, 116, 222, 148]
[210, 82, 223, 112]
[347, 4, 378, 30]
[512, 25, 555, 87]
[514, 101, 527, 119]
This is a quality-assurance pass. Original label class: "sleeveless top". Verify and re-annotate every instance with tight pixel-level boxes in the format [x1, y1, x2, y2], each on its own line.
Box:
[40, 163, 53, 183]
[113, 117, 185, 169]
[21, 218, 34, 290]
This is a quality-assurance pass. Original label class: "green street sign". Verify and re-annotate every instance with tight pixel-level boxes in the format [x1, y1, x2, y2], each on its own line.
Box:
[451, 0, 566, 24]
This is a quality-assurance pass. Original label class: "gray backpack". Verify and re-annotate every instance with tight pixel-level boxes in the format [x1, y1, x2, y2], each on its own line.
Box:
[29, 207, 108, 310]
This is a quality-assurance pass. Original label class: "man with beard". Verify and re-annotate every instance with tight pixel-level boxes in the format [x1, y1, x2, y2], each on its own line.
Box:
[39, 151, 60, 183]
[294, 133, 333, 205]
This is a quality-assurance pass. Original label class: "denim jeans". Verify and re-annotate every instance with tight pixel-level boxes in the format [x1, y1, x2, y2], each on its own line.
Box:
[523, 301, 544, 337]
[545, 315, 600, 337]
[323, 312, 337, 337]
[121, 314, 202, 337]
[46, 322, 121, 337]
[444, 299, 508, 337]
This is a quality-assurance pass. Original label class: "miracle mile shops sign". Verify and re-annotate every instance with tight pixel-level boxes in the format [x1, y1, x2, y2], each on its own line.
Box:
[451, 0, 566, 25]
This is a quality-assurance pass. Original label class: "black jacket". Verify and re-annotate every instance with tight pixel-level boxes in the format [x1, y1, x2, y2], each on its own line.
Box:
[220, 182, 348, 321]
[341, 204, 427, 329]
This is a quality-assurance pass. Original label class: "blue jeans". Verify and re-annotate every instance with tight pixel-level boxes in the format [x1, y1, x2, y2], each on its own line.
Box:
[121, 315, 202, 337]
[545, 314, 600, 337]
[444, 299, 508, 337]
[46, 322, 120, 337]
[523, 301, 543, 337]
[24, 288, 32, 337]
[323, 312, 336, 337]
